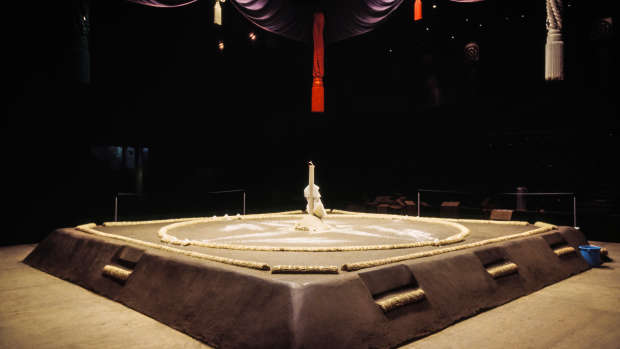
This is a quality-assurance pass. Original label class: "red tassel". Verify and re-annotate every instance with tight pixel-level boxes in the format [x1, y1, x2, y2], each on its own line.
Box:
[311, 77, 324, 113]
[414, 0, 422, 21]
[311, 13, 325, 113]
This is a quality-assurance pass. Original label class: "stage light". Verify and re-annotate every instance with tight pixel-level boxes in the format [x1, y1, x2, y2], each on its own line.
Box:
[465, 18, 469, 22]
[249, 32, 257, 41]
[218, 40, 224, 51]
[450, 34, 455, 40]
[425, 26, 430, 31]
[432, 4, 437, 9]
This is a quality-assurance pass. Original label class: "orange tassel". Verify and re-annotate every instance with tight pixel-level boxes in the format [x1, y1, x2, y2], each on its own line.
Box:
[414, 0, 422, 21]
[311, 77, 324, 113]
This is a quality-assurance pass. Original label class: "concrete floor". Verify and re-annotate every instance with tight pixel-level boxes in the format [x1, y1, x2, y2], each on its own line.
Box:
[1, 242, 618, 349]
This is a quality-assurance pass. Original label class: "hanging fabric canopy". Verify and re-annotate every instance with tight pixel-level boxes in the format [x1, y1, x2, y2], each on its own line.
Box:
[126, 0, 411, 112]
[226, 0, 407, 112]
[229, 0, 311, 42]
[128, 0, 198, 7]
[231, 0, 405, 44]
[129, 0, 405, 43]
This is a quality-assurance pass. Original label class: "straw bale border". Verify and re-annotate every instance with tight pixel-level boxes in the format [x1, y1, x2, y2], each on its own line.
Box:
[102, 264, 132, 282]
[76, 212, 559, 274]
[341, 223, 557, 271]
[375, 288, 426, 312]
[76, 224, 270, 271]
[553, 246, 576, 257]
[600, 247, 608, 257]
[486, 261, 518, 278]
[271, 265, 339, 274]
[156, 212, 471, 252]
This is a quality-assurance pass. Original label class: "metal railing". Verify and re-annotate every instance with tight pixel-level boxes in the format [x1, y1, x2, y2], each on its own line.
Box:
[113, 189, 246, 222]
[416, 189, 577, 228]
[114, 192, 140, 222]
[500, 192, 577, 228]
[208, 189, 246, 216]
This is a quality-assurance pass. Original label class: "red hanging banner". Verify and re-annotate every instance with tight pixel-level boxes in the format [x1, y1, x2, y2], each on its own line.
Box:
[311, 12, 325, 113]
[414, 0, 422, 21]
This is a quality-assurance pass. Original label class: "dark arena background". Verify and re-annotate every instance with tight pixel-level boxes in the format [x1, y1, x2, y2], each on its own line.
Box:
[3, 0, 620, 347]
[5, 0, 618, 245]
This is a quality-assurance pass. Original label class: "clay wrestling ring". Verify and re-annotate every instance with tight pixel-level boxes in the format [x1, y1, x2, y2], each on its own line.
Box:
[24, 210, 591, 348]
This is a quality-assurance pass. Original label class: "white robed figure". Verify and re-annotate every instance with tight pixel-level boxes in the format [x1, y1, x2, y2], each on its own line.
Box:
[304, 183, 327, 218]
[295, 161, 329, 231]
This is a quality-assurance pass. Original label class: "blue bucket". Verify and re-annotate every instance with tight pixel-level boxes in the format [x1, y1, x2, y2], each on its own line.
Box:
[579, 245, 602, 266]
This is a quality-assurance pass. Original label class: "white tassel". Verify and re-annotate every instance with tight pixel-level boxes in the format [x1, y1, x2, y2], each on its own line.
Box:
[214, 0, 222, 26]
[545, 0, 564, 80]
[545, 29, 563, 80]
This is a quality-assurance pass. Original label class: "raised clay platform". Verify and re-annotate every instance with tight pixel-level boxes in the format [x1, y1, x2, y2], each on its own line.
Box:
[24, 210, 590, 348]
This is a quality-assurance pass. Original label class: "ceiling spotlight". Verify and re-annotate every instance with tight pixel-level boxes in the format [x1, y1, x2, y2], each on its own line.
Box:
[465, 18, 469, 22]
[218, 40, 224, 51]
[425, 27, 431, 31]
[432, 4, 437, 9]
[450, 34, 455, 40]
[249, 32, 257, 41]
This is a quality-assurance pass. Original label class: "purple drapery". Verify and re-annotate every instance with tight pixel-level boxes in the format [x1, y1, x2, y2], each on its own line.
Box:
[231, 0, 314, 42]
[129, 0, 405, 44]
[325, 0, 405, 43]
[127, 0, 197, 8]
[231, 0, 405, 43]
